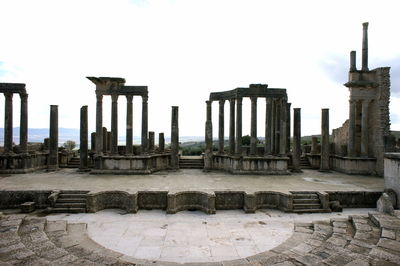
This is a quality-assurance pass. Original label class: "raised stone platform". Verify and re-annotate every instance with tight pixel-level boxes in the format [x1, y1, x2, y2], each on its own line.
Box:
[0, 153, 48, 174]
[331, 155, 377, 175]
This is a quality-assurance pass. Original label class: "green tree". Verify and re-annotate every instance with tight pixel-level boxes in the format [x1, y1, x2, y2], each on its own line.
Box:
[241, 135, 251, 145]
[63, 140, 76, 150]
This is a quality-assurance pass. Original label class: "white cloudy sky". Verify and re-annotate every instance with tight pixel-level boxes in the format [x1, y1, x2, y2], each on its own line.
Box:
[0, 0, 399, 140]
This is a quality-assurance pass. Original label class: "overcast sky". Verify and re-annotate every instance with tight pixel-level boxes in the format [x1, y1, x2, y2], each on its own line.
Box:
[0, 0, 399, 140]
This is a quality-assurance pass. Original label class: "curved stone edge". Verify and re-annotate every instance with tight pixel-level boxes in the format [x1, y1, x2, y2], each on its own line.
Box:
[86, 190, 138, 213]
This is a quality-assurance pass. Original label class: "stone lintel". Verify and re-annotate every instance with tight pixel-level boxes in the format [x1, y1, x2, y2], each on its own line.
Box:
[209, 86, 287, 101]
[0, 83, 26, 94]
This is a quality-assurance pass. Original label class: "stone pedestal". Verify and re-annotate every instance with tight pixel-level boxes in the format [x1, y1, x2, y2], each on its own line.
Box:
[80, 106, 89, 170]
[171, 106, 179, 169]
[48, 105, 59, 171]
[320, 108, 330, 171]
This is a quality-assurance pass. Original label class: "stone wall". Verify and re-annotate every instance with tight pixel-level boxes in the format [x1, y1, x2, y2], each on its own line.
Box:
[86, 191, 137, 213]
[332, 120, 349, 156]
[384, 153, 400, 208]
[0, 190, 51, 208]
[0, 153, 48, 174]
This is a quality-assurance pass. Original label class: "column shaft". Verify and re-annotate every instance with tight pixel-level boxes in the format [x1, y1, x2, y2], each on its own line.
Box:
[311, 136, 318, 154]
[4, 93, 13, 153]
[20, 93, 28, 153]
[80, 106, 88, 169]
[141, 96, 148, 153]
[292, 108, 301, 172]
[91, 132, 96, 151]
[286, 102, 291, 153]
[171, 106, 179, 169]
[235, 97, 243, 155]
[361, 100, 370, 156]
[126, 95, 133, 155]
[270, 99, 275, 154]
[218, 100, 225, 154]
[362, 22, 369, 71]
[229, 99, 235, 155]
[205, 101, 213, 170]
[274, 100, 281, 154]
[159, 133, 165, 152]
[148, 131, 155, 152]
[348, 100, 356, 156]
[48, 105, 58, 170]
[265, 98, 272, 155]
[102, 127, 107, 153]
[111, 94, 119, 155]
[320, 108, 330, 171]
[250, 97, 257, 156]
[279, 99, 287, 155]
[95, 93, 103, 155]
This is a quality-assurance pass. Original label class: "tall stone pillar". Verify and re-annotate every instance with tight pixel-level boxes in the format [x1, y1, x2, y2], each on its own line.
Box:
[48, 105, 58, 171]
[91, 132, 96, 151]
[80, 106, 88, 170]
[311, 136, 318, 155]
[159, 133, 165, 152]
[362, 22, 369, 71]
[95, 93, 103, 155]
[235, 97, 243, 156]
[218, 100, 225, 154]
[270, 99, 276, 155]
[148, 131, 155, 152]
[111, 94, 119, 155]
[286, 102, 291, 153]
[107, 132, 111, 152]
[4, 93, 13, 154]
[292, 108, 301, 172]
[265, 98, 272, 155]
[361, 100, 370, 157]
[141, 96, 148, 154]
[279, 99, 287, 156]
[350, 51, 357, 71]
[171, 106, 179, 169]
[229, 99, 235, 155]
[19, 93, 28, 153]
[126, 95, 133, 155]
[205, 101, 213, 170]
[320, 108, 330, 171]
[348, 100, 356, 157]
[102, 127, 107, 153]
[250, 97, 257, 156]
[274, 100, 281, 154]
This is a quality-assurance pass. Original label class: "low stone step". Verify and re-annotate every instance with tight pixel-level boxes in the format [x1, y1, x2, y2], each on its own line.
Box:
[51, 208, 86, 213]
[293, 203, 322, 209]
[58, 194, 88, 199]
[292, 194, 319, 199]
[293, 208, 330, 213]
[293, 198, 320, 204]
[54, 203, 86, 208]
[57, 198, 86, 203]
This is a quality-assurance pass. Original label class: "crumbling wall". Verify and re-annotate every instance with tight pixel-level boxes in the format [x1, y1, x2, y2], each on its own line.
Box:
[332, 120, 349, 156]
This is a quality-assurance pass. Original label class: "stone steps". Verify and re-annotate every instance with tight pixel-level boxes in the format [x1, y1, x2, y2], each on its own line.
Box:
[50, 191, 89, 214]
[291, 192, 328, 213]
[179, 158, 204, 169]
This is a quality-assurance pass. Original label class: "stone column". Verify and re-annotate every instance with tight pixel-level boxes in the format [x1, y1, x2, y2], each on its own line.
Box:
[292, 108, 301, 172]
[159, 133, 165, 152]
[265, 98, 272, 155]
[80, 106, 88, 170]
[362, 22, 369, 71]
[279, 99, 287, 156]
[48, 105, 58, 171]
[218, 100, 225, 154]
[102, 127, 107, 153]
[91, 132, 96, 151]
[311, 136, 318, 155]
[19, 93, 28, 153]
[126, 95, 133, 155]
[350, 51, 357, 71]
[148, 131, 155, 152]
[95, 93, 103, 155]
[348, 100, 356, 157]
[111, 94, 119, 155]
[171, 106, 179, 169]
[286, 102, 291, 153]
[4, 93, 13, 154]
[274, 100, 281, 154]
[270, 99, 276, 154]
[107, 132, 111, 152]
[320, 108, 330, 171]
[205, 101, 213, 169]
[361, 99, 370, 157]
[141, 95, 148, 154]
[250, 97, 257, 156]
[229, 99, 235, 155]
[235, 97, 243, 156]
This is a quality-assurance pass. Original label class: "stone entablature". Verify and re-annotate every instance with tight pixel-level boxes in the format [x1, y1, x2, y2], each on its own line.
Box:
[205, 84, 290, 174]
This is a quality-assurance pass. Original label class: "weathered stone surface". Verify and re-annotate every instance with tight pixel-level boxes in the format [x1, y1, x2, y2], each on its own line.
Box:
[377, 193, 395, 215]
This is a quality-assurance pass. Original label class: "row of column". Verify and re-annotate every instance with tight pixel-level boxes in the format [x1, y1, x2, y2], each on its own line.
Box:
[348, 99, 370, 157]
[207, 97, 289, 156]
[95, 93, 148, 155]
[2, 92, 28, 154]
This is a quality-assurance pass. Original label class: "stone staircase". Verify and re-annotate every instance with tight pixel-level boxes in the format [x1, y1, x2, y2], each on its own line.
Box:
[65, 157, 80, 168]
[50, 191, 89, 213]
[1, 211, 399, 265]
[179, 156, 204, 169]
[299, 156, 312, 169]
[292, 192, 329, 213]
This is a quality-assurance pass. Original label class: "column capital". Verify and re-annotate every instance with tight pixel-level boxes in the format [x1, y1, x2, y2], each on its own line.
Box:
[96, 93, 103, 102]
[19, 93, 28, 101]
[126, 95, 133, 102]
[219, 99, 225, 105]
[229, 98, 235, 104]
[236, 97, 243, 104]
[142, 95, 148, 103]
[111, 94, 119, 103]
[250, 96, 257, 102]
[4, 92, 13, 99]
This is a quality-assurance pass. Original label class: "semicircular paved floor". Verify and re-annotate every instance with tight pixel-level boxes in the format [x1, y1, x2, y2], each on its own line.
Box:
[46, 208, 374, 263]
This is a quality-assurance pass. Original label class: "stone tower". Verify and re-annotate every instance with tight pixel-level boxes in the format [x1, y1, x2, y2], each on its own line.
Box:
[333, 22, 391, 176]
